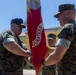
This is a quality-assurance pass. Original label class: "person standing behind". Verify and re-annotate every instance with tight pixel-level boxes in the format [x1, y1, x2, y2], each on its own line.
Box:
[42, 4, 76, 75]
[42, 34, 58, 75]
[47, 34, 56, 47]
[0, 18, 32, 75]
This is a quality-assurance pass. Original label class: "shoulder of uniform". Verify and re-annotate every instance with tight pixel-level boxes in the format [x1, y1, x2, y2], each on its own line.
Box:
[64, 23, 74, 28]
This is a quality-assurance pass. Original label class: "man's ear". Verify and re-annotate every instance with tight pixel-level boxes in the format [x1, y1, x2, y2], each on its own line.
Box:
[65, 11, 69, 18]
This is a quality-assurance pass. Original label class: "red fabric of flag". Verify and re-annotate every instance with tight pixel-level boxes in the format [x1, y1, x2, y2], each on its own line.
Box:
[27, 0, 48, 75]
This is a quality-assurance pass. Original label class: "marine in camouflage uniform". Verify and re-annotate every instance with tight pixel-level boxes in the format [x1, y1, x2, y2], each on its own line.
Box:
[54, 4, 76, 75]
[42, 34, 57, 75]
[57, 21, 76, 75]
[42, 4, 76, 75]
[0, 18, 31, 75]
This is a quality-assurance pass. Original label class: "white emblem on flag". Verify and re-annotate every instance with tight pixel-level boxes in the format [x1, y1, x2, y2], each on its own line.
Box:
[32, 23, 43, 47]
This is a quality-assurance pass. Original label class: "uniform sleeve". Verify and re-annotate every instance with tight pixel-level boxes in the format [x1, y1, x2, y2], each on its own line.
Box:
[3, 38, 15, 46]
[56, 24, 74, 49]
[58, 24, 74, 41]
[56, 38, 71, 49]
[2, 31, 16, 46]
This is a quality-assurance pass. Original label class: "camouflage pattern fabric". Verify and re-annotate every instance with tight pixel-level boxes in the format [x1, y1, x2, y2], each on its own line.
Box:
[57, 21, 76, 75]
[42, 65, 56, 75]
[42, 50, 57, 75]
[0, 30, 27, 75]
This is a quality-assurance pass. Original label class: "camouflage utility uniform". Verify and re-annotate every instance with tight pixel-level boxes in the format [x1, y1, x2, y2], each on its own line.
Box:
[42, 34, 58, 75]
[42, 49, 57, 75]
[42, 65, 56, 75]
[0, 30, 27, 75]
[57, 21, 76, 75]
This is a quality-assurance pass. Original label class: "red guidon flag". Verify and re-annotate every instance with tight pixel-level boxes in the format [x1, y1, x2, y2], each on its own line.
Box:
[27, 0, 48, 75]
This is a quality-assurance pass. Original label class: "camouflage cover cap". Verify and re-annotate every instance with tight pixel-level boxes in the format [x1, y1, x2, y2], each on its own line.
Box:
[11, 18, 26, 28]
[48, 34, 56, 40]
[54, 4, 75, 18]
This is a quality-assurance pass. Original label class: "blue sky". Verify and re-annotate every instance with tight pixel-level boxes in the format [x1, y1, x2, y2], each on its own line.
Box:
[0, 0, 76, 32]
